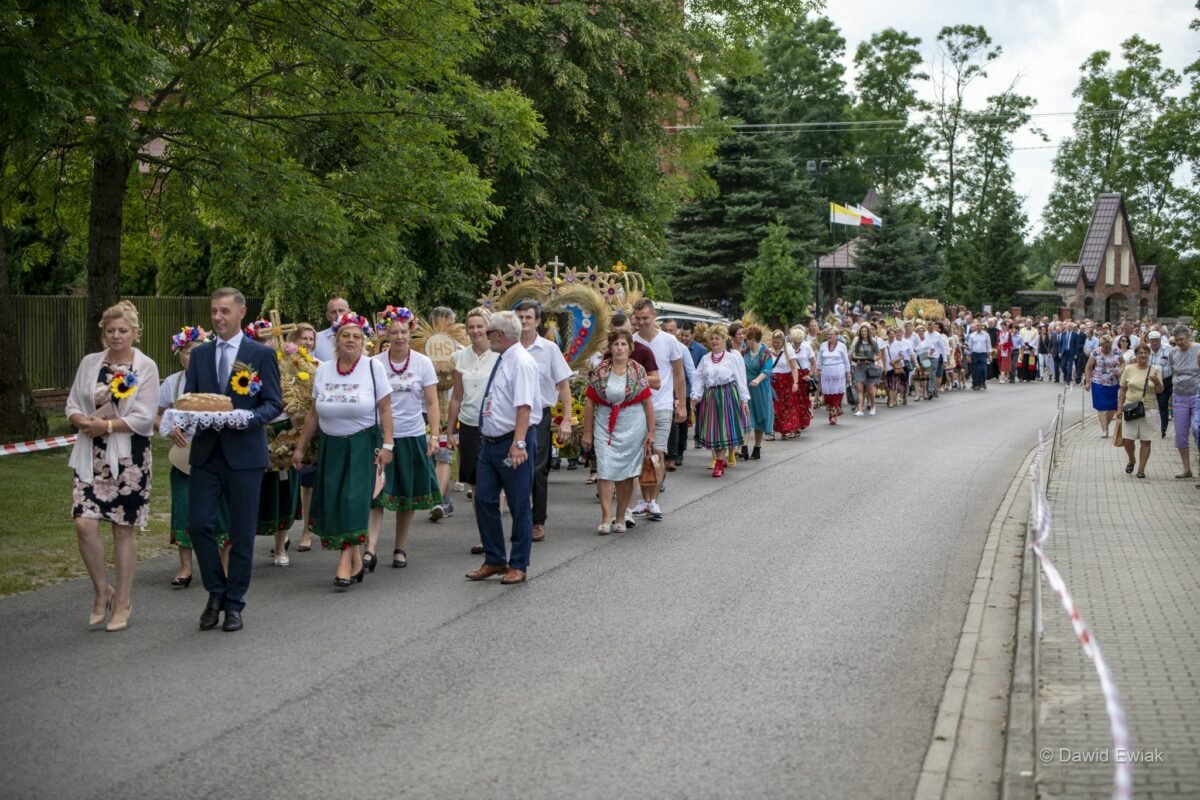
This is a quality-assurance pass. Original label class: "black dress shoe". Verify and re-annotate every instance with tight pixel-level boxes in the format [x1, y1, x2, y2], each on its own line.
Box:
[750, 446, 761, 460]
[199, 596, 222, 631]
[222, 609, 243, 632]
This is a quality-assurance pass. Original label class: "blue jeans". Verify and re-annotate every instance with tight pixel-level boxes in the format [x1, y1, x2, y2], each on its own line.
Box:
[475, 430, 537, 572]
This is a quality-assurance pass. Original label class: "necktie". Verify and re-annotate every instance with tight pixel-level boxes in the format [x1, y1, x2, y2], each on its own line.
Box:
[478, 354, 503, 428]
[218, 342, 232, 390]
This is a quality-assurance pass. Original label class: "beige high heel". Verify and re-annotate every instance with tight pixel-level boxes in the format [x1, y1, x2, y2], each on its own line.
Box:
[89, 585, 114, 626]
[106, 602, 132, 632]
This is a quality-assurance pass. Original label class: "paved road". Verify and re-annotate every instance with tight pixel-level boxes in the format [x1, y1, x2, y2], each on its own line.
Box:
[0, 382, 1064, 799]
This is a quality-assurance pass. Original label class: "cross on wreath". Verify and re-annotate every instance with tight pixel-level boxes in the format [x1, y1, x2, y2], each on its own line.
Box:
[267, 310, 298, 352]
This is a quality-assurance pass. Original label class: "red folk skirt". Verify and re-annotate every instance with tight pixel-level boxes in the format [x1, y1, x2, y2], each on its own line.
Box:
[771, 372, 801, 434]
[796, 369, 813, 430]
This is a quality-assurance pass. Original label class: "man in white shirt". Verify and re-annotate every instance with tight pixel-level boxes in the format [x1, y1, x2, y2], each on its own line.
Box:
[1146, 330, 1172, 438]
[966, 322, 993, 390]
[312, 295, 349, 362]
[631, 299, 686, 522]
[515, 300, 574, 543]
[660, 318, 695, 469]
[466, 311, 540, 585]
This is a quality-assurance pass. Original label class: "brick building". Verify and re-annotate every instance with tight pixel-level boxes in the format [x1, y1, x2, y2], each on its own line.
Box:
[1054, 193, 1158, 322]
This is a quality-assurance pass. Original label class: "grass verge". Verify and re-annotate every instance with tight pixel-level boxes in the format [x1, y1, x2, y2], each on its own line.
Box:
[0, 418, 175, 597]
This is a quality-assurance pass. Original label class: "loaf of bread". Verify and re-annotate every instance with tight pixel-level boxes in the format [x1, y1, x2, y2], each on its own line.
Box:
[175, 393, 233, 412]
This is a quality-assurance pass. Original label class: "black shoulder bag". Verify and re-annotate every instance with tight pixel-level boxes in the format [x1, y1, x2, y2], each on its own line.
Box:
[1121, 368, 1151, 421]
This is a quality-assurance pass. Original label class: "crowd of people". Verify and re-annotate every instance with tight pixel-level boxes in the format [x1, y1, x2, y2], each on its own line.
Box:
[65, 289, 1200, 633]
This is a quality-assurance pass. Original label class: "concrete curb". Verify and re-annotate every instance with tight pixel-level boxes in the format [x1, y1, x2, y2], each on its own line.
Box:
[915, 442, 1037, 799]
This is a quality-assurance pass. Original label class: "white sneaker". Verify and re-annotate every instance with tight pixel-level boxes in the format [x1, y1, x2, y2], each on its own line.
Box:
[429, 504, 445, 522]
[274, 554, 290, 567]
[647, 500, 663, 521]
[854, 410, 864, 417]
[624, 510, 636, 528]
[631, 500, 649, 516]
[868, 407, 876, 416]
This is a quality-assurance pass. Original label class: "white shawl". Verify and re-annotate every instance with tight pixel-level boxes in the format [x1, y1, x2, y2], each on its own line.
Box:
[64, 348, 160, 484]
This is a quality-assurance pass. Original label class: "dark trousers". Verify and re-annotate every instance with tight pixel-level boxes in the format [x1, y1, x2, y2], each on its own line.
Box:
[969, 353, 988, 388]
[1158, 377, 1173, 435]
[667, 418, 687, 464]
[1074, 352, 1087, 383]
[532, 409, 551, 526]
[1060, 352, 1075, 384]
[475, 430, 536, 572]
[1052, 351, 1064, 381]
[189, 446, 262, 612]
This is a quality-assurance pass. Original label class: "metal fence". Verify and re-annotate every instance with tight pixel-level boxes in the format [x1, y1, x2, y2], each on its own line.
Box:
[13, 295, 262, 391]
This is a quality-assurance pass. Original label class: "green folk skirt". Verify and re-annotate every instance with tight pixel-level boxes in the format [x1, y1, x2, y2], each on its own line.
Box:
[256, 469, 300, 536]
[309, 426, 379, 550]
[169, 467, 230, 549]
[372, 435, 443, 513]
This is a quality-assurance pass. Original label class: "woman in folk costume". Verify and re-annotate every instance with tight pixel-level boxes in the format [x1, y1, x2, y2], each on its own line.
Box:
[815, 326, 852, 425]
[157, 325, 230, 588]
[789, 327, 815, 431]
[582, 329, 655, 534]
[768, 329, 802, 439]
[242, 318, 300, 566]
[690, 325, 751, 478]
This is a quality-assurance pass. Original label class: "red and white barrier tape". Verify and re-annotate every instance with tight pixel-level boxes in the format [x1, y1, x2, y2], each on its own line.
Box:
[1027, 393, 1132, 799]
[0, 434, 77, 456]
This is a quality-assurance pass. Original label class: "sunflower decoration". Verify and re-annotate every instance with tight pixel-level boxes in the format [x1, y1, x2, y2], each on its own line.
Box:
[109, 369, 139, 401]
[230, 362, 263, 396]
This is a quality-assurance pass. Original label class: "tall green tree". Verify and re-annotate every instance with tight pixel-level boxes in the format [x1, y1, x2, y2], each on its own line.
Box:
[967, 188, 1028, 309]
[841, 200, 940, 308]
[852, 28, 929, 199]
[744, 221, 814, 327]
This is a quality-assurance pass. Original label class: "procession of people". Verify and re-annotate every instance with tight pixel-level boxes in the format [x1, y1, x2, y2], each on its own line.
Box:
[66, 289, 1200, 633]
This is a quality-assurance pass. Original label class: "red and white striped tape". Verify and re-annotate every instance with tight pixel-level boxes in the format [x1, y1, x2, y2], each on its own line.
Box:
[1027, 391, 1132, 799]
[0, 434, 77, 456]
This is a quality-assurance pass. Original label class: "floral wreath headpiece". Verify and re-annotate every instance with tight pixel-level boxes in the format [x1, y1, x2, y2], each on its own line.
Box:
[171, 325, 212, 353]
[332, 312, 373, 337]
[243, 318, 273, 339]
[377, 305, 415, 332]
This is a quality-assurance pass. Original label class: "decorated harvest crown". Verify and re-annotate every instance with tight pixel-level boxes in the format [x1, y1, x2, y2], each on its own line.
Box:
[478, 257, 645, 370]
[332, 311, 373, 336]
[171, 325, 212, 352]
[243, 318, 273, 339]
[377, 305, 414, 332]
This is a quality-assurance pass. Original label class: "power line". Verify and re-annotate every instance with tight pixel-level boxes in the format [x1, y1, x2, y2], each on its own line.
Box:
[664, 108, 1126, 132]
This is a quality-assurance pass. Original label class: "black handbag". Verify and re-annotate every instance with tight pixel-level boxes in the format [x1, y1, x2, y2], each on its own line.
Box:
[1121, 368, 1151, 421]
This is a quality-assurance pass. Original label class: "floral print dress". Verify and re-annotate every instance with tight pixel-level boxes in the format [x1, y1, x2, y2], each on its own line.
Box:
[71, 363, 152, 527]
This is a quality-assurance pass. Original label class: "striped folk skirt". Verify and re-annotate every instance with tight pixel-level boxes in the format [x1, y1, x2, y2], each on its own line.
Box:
[696, 382, 746, 451]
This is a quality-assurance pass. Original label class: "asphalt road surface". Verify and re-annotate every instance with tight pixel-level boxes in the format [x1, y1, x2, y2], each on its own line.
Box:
[0, 381, 1069, 799]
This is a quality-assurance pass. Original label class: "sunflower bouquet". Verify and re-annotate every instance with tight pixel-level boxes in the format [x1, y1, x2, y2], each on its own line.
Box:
[269, 343, 318, 470]
[550, 381, 588, 458]
[109, 368, 139, 401]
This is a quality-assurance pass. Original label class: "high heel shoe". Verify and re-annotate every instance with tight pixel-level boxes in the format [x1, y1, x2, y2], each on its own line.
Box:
[106, 603, 132, 632]
[170, 574, 193, 589]
[739, 445, 749, 460]
[749, 446, 761, 460]
[333, 576, 353, 590]
[354, 566, 365, 583]
[89, 585, 114, 626]
[392, 549, 407, 568]
[363, 551, 378, 573]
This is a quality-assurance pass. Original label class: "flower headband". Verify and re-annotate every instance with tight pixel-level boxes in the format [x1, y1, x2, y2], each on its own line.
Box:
[243, 318, 273, 339]
[377, 305, 415, 332]
[171, 325, 212, 352]
[332, 312, 373, 336]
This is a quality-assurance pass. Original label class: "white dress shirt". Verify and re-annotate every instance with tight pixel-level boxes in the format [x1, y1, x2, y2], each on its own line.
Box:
[481, 344, 542, 437]
[214, 331, 244, 386]
[523, 335, 573, 410]
[313, 327, 336, 363]
[454, 345, 499, 426]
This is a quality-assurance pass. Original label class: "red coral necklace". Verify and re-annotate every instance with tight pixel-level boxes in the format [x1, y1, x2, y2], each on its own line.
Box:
[388, 350, 412, 377]
[336, 356, 360, 376]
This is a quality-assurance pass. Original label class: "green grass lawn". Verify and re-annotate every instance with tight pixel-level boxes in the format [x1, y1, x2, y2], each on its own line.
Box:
[0, 417, 175, 596]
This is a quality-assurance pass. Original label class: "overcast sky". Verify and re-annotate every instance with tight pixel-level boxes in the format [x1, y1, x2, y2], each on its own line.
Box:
[822, 0, 1197, 235]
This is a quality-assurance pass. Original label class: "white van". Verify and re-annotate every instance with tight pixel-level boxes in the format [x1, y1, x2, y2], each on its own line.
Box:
[652, 301, 730, 327]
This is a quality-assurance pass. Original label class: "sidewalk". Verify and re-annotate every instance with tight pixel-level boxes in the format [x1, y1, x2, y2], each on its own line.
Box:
[1023, 421, 1200, 798]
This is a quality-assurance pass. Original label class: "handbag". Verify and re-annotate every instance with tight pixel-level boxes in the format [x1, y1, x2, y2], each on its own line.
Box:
[1121, 368, 1152, 422]
[865, 364, 882, 379]
[639, 446, 659, 488]
[891, 358, 905, 374]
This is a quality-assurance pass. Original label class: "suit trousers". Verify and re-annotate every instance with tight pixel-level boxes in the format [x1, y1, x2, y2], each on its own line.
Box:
[1074, 352, 1087, 383]
[970, 353, 988, 388]
[1060, 353, 1075, 384]
[475, 430, 536, 572]
[189, 444, 262, 612]
[1157, 377, 1173, 436]
[532, 409, 551, 526]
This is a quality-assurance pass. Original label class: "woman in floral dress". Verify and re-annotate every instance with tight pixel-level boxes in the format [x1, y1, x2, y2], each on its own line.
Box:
[66, 301, 160, 631]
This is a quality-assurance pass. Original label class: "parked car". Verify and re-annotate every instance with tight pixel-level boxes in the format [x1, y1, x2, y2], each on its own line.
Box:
[653, 301, 730, 327]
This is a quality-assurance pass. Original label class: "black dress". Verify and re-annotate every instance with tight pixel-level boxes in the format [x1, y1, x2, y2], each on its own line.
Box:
[71, 363, 153, 528]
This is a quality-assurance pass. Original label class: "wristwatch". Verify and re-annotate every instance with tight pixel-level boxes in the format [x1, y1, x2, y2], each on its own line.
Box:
[515, 440, 527, 450]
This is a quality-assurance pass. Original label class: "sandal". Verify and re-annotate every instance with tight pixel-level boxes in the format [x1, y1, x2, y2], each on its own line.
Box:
[1125, 463, 1135, 474]
[1136, 472, 1146, 479]
[1175, 472, 1194, 479]
[584, 474, 598, 485]
[392, 549, 407, 568]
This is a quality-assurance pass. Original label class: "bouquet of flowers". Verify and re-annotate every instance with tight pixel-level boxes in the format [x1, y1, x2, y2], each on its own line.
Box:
[269, 342, 318, 469]
[550, 380, 588, 459]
